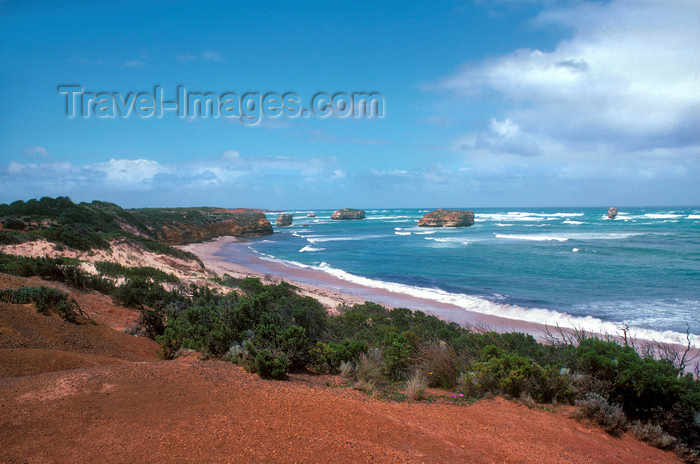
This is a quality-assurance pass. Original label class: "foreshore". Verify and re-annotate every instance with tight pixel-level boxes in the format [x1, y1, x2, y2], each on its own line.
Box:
[180, 236, 700, 364]
[179, 236, 571, 339]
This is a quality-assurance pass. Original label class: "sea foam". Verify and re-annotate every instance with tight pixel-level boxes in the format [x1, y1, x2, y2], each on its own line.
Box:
[251, 254, 700, 347]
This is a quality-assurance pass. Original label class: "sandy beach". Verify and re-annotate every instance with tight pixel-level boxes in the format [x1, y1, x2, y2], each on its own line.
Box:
[180, 236, 700, 367]
[179, 236, 567, 338]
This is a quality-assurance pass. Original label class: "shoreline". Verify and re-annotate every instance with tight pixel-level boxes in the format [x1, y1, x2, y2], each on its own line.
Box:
[179, 236, 586, 339]
[180, 236, 700, 362]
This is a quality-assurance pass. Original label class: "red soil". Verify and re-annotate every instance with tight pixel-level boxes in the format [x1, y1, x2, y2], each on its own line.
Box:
[0, 273, 682, 463]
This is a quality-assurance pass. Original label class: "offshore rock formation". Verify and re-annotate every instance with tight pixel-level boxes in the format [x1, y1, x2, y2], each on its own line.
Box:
[154, 209, 273, 245]
[306, 213, 316, 218]
[608, 207, 618, 220]
[276, 213, 293, 227]
[418, 209, 474, 227]
[331, 209, 366, 220]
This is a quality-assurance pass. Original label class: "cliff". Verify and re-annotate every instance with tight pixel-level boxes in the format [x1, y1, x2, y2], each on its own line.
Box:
[418, 209, 474, 227]
[331, 209, 366, 220]
[276, 213, 293, 227]
[149, 210, 273, 245]
[0, 198, 274, 251]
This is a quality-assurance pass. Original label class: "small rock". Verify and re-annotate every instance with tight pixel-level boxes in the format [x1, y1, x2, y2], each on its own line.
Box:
[276, 213, 293, 227]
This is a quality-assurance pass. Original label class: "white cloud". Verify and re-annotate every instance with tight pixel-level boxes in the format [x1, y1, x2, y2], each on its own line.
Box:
[201, 51, 223, 62]
[438, 0, 700, 158]
[177, 51, 224, 63]
[6, 160, 81, 176]
[23, 146, 48, 157]
[0, 151, 347, 205]
[489, 118, 520, 138]
[90, 158, 168, 184]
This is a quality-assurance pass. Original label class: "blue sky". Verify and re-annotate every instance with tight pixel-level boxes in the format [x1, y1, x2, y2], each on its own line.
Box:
[1, 0, 698, 208]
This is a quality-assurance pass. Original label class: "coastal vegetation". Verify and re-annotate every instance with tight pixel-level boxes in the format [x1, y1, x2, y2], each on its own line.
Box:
[0, 285, 86, 324]
[0, 249, 697, 458]
[0, 196, 271, 255]
[0, 196, 698, 460]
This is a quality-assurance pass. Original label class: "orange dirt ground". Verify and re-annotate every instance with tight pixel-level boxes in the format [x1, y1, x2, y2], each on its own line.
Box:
[0, 273, 682, 463]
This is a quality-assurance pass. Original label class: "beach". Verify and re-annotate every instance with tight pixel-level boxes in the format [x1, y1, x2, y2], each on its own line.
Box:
[180, 236, 592, 339]
[180, 234, 699, 364]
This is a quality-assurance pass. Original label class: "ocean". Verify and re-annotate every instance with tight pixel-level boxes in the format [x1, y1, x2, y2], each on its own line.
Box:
[222, 207, 700, 346]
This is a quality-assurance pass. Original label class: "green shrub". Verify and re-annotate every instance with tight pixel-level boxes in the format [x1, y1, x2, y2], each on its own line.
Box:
[113, 278, 175, 309]
[277, 325, 308, 369]
[253, 349, 289, 379]
[309, 340, 367, 373]
[460, 346, 573, 403]
[224, 343, 250, 364]
[95, 261, 179, 284]
[0, 286, 83, 324]
[0, 230, 28, 245]
[382, 332, 412, 380]
[566, 338, 700, 445]
[139, 308, 167, 339]
[43, 225, 110, 251]
[2, 217, 26, 230]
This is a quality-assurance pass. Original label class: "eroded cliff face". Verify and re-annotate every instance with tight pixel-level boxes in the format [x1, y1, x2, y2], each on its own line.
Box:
[153, 210, 273, 245]
[331, 209, 366, 220]
[418, 209, 474, 227]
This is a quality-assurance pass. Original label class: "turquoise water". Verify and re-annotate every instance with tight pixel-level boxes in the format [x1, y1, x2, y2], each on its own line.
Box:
[242, 207, 699, 345]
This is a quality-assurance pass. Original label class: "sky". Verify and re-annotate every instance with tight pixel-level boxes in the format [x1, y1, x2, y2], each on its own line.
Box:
[0, 0, 698, 209]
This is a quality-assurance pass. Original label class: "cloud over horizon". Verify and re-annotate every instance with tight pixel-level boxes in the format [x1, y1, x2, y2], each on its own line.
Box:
[0, 150, 348, 207]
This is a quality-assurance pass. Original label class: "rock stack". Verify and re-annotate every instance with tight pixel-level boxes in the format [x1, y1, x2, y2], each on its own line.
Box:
[608, 207, 618, 220]
[276, 213, 293, 227]
[418, 209, 474, 227]
[331, 209, 365, 220]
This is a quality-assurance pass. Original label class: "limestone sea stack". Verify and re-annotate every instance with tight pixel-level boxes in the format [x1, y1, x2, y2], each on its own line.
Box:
[306, 213, 316, 218]
[418, 209, 474, 227]
[331, 208, 365, 220]
[608, 207, 618, 220]
[276, 213, 294, 227]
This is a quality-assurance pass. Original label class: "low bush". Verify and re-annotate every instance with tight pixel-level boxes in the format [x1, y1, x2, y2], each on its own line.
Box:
[631, 421, 677, 449]
[0, 286, 84, 324]
[224, 343, 250, 364]
[138, 308, 167, 339]
[459, 346, 573, 404]
[2, 217, 26, 230]
[382, 332, 412, 380]
[43, 225, 110, 251]
[95, 261, 179, 284]
[575, 393, 627, 436]
[252, 349, 290, 380]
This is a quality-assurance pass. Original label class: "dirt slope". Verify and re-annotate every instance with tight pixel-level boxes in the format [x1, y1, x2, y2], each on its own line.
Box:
[0, 273, 157, 377]
[0, 273, 681, 463]
[0, 356, 680, 464]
